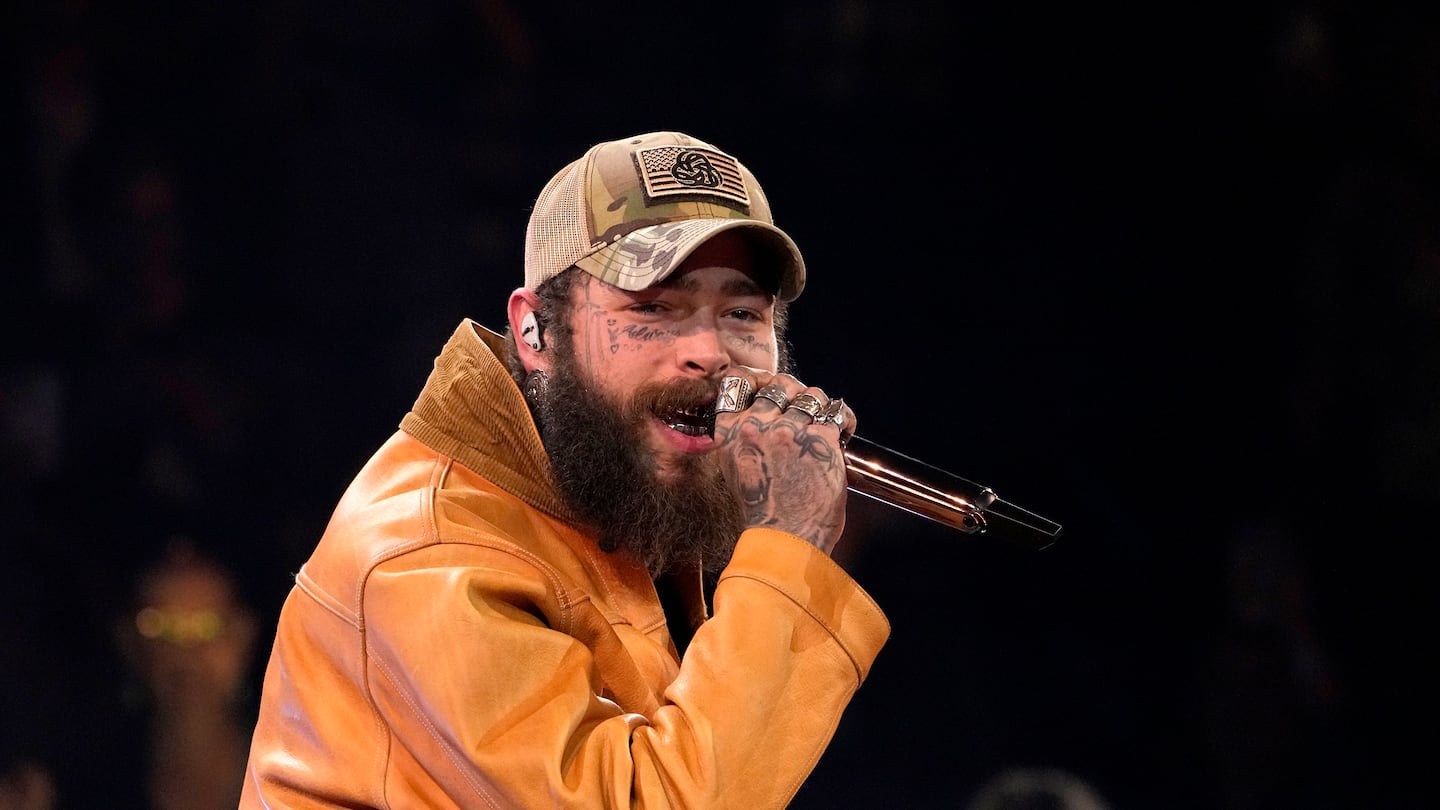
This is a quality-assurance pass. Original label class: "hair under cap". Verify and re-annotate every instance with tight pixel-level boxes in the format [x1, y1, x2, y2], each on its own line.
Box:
[523, 131, 806, 302]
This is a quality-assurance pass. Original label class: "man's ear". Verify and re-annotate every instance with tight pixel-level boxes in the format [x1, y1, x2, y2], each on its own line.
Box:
[507, 289, 546, 371]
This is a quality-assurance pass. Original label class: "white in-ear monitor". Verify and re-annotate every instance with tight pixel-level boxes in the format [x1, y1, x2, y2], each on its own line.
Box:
[520, 311, 544, 351]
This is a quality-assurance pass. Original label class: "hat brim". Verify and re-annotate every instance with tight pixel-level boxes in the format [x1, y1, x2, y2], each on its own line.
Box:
[573, 218, 805, 302]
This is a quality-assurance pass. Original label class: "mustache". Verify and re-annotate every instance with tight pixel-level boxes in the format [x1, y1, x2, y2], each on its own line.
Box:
[629, 377, 718, 418]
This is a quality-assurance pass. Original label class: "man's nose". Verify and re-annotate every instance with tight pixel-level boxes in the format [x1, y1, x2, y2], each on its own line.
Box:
[675, 326, 730, 377]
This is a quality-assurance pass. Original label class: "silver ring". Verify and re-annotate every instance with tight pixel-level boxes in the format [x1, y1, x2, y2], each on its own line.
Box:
[817, 397, 847, 430]
[715, 376, 754, 414]
[788, 392, 826, 421]
[753, 383, 790, 410]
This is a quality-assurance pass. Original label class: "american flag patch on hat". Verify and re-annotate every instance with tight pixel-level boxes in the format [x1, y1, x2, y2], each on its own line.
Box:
[634, 145, 751, 210]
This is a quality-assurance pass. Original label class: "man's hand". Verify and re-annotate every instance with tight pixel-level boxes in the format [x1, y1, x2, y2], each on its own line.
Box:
[712, 369, 857, 554]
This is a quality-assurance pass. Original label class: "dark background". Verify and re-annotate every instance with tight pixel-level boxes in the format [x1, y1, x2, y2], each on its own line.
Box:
[3, 1, 1435, 807]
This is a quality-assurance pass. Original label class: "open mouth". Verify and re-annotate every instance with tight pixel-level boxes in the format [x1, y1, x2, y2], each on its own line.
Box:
[658, 403, 716, 437]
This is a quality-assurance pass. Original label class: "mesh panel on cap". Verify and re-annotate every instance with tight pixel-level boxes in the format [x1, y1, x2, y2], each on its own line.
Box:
[524, 154, 596, 290]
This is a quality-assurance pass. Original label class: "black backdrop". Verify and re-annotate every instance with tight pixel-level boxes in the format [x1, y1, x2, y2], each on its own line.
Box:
[4, 2, 1434, 807]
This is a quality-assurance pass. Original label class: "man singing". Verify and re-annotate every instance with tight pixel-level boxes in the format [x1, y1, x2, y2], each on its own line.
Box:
[242, 131, 888, 809]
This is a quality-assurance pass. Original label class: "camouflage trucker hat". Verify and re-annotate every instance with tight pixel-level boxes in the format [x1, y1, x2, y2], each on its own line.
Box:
[523, 131, 806, 302]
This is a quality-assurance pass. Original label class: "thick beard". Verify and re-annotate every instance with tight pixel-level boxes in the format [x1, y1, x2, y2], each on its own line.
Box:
[533, 342, 744, 577]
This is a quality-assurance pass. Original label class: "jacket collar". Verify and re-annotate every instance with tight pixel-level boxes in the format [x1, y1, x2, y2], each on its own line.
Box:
[401, 319, 575, 522]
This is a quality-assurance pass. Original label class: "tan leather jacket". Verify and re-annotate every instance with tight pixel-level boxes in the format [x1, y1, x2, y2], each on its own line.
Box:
[241, 319, 890, 809]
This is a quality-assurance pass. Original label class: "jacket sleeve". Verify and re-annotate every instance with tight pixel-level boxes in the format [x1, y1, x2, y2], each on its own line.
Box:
[358, 528, 889, 810]
[637, 528, 891, 806]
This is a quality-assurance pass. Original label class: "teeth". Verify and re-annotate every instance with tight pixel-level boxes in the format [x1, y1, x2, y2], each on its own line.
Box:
[661, 405, 716, 437]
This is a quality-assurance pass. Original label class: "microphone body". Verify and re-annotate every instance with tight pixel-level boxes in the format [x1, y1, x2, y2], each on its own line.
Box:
[843, 435, 1062, 550]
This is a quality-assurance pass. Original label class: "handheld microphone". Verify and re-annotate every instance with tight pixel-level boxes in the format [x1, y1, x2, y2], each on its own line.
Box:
[842, 435, 1062, 550]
